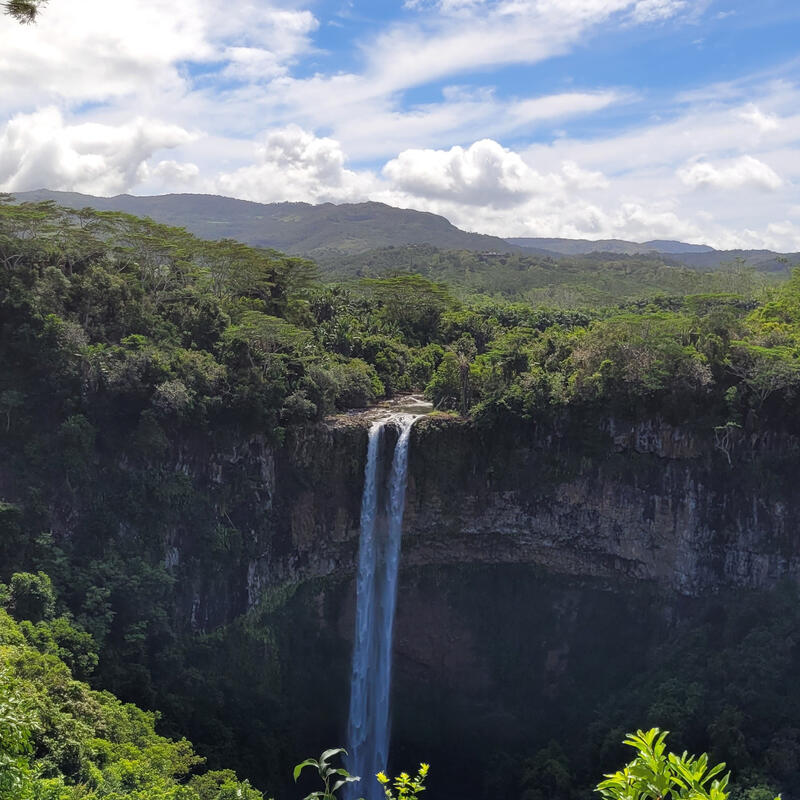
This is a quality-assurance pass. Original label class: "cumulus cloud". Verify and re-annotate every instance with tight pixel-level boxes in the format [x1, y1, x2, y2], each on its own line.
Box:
[375, 136, 703, 244]
[148, 160, 202, 185]
[560, 160, 609, 190]
[382, 139, 552, 208]
[214, 125, 374, 203]
[381, 139, 614, 212]
[0, 108, 194, 195]
[678, 155, 783, 191]
[0, 1, 318, 111]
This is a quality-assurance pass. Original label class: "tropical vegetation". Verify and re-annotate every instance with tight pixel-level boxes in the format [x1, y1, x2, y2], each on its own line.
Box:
[2, 196, 800, 798]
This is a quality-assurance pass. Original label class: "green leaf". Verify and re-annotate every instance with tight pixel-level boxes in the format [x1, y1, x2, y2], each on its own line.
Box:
[294, 759, 319, 782]
[321, 748, 347, 765]
[332, 769, 358, 780]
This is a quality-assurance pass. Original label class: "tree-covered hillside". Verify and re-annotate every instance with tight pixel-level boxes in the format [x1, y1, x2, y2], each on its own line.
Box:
[317, 243, 786, 305]
[6, 194, 799, 434]
[0, 571, 262, 799]
[3, 197, 800, 798]
[12, 191, 519, 257]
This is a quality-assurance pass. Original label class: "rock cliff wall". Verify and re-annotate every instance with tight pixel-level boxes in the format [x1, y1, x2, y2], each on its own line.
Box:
[10, 410, 793, 797]
[217, 412, 800, 798]
[223, 412, 800, 625]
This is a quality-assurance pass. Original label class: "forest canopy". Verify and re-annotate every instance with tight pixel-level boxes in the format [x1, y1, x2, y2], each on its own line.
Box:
[1, 197, 799, 799]
[2, 196, 799, 440]
[0, 570, 263, 799]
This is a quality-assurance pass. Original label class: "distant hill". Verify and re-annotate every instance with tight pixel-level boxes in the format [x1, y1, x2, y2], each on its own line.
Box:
[11, 190, 797, 272]
[11, 189, 519, 256]
[644, 239, 716, 254]
[317, 244, 789, 304]
[506, 236, 714, 256]
[661, 249, 796, 272]
[506, 236, 797, 271]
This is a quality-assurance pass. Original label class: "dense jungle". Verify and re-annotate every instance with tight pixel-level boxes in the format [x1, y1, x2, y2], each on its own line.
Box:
[1, 196, 800, 799]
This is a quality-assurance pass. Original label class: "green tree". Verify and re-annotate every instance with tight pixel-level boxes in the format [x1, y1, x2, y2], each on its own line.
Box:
[425, 350, 460, 410]
[596, 728, 735, 800]
[364, 275, 453, 346]
[0, 672, 32, 799]
[4, 572, 56, 623]
[3, 0, 47, 23]
[332, 359, 384, 408]
[727, 344, 800, 410]
[453, 334, 477, 416]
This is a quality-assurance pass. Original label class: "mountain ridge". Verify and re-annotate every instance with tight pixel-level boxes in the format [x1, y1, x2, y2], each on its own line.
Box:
[11, 189, 521, 256]
[9, 189, 798, 271]
[506, 236, 715, 255]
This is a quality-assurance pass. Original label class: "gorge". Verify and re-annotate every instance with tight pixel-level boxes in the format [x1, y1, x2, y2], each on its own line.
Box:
[4, 389, 800, 797]
[40, 406, 797, 799]
[203, 409, 800, 797]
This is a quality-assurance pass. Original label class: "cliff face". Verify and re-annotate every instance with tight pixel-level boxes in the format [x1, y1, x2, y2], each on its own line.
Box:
[5, 411, 794, 796]
[228, 413, 800, 621]
[402, 416, 800, 595]
[221, 412, 799, 798]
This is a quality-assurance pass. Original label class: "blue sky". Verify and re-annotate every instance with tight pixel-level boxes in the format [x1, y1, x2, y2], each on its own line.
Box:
[1, 0, 799, 248]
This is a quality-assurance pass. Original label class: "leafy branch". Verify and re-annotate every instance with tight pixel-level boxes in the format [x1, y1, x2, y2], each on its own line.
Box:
[596, 728, 779, 800]
[294, 748, 362, 800]
[377, 763, 429, 800]
[3, 0, 47, 23]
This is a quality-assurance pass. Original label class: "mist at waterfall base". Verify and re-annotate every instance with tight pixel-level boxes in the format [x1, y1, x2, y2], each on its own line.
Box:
[346, 415, 417, 800]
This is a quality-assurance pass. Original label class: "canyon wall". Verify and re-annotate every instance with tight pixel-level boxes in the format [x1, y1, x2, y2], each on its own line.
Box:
[222, 412, 800, 623]
[17, 410, 793, 796]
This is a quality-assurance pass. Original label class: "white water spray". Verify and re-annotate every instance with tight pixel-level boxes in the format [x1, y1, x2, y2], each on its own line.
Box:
[346, 414, 419, 800]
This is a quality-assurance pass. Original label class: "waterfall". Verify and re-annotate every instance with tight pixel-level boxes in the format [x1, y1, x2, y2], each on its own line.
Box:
[346, 414, 418, 800]
[346, 419, 384, 792]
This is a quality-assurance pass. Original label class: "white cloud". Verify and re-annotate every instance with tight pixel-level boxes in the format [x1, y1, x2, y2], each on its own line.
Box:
[0, 108, 194, 195]
[324, 89, 621, 161]
[561, 160, 609, 189]
[214, 125, 375, 203]
[149, 160, 202, 185]
[222, 48, 285, 81]
[245, 0, 636, 148]
[678, 155, 783, 191]
[630, 0, 687, 24]
[506, 91, 624, 129]
[763, 222, 800, 250]
[220, 9, 319, 80]
[404, 0, 488, 14]
[739, 104, 780, 133]
[0, 1, 317, 112]
[383, 139, 550, 207]
[365, 2, 633, 95]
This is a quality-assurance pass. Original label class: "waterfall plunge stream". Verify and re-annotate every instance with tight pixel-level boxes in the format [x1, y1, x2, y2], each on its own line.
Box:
[346, 414, 418, 800]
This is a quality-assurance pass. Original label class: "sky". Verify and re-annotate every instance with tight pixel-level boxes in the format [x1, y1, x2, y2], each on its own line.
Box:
[1, 0, 800, 249]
